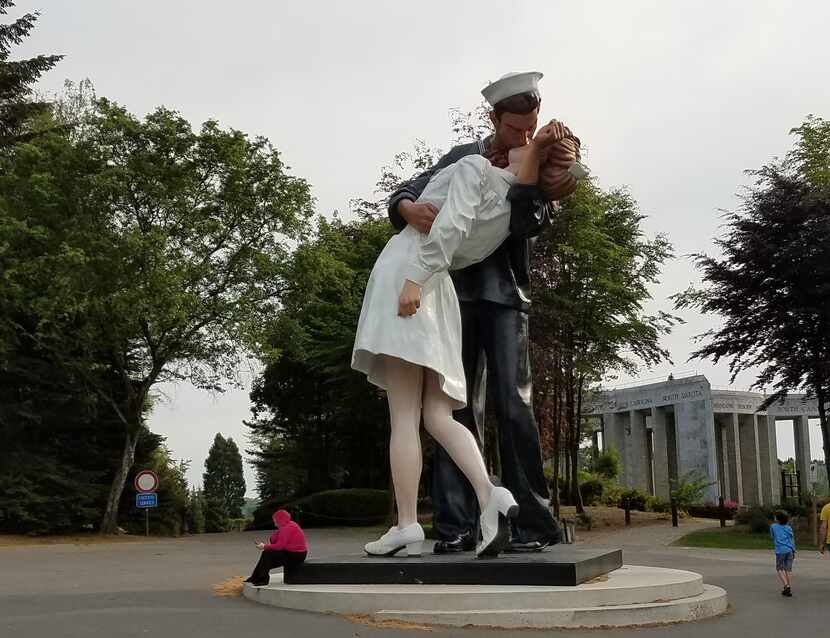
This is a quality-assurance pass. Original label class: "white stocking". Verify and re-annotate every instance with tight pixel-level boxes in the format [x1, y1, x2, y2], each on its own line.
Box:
[421, 370, 494, 509]
[382, 355, 424, 528]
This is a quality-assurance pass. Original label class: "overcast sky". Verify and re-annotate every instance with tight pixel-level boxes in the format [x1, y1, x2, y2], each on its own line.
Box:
[22, 1, 830, 492]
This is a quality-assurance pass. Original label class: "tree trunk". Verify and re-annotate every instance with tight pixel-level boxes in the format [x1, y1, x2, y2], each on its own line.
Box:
[563, 438, 571, 506]
[551, 352, 561, 519]
[571, 450, 581, 510]
[816, 384, 830, 493]
[100, 427, 140, 534]
[564, 343, 575, 506]
[572, 374, 586, 514]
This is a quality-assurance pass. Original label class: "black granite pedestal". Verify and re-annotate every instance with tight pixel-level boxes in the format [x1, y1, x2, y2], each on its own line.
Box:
[284, 546, 622, 586]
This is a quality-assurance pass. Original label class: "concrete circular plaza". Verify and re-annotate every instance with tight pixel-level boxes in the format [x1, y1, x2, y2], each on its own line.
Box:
[244, 564, 727, 628]
[2, 525, 829, 637]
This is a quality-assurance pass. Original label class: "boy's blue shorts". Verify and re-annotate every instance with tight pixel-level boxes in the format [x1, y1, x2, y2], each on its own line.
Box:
[776, 552, 794, 572]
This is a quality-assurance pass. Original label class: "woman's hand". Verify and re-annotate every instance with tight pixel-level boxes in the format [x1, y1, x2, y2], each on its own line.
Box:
[256, 541, 265, 550]
[398, 280, 422, 317]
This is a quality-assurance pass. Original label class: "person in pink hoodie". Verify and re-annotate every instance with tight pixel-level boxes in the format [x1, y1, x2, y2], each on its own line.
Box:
[245, 509, 308, 586]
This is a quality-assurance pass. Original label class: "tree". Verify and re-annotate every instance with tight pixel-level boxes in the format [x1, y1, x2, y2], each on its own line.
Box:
[0, 0, 62, 148]
[348, 104, 488, 219]
[0, 360, 172, 535]
[530, 182, 676, 514]
[119, 445, 190, 536]
[0, 334, 113, 533]
[354, 105, 677, 515]
[674, 115, 830, 491]
[203, 434, 246, 531]
[0, 92, 313, 532]
[593, 446, 621, 481]
[185, 488, 206, 534]
[0, 322, 166, 534]
[247, 216, 394, 507]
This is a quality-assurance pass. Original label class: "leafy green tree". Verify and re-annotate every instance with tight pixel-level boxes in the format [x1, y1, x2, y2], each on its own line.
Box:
[203, 434, 246, 531]
[0, 333, 144, 534]
[185, 488, 206, 534]
[815, 462, 829, 497]
[250, 106, 677, 522]
[0, 0, 62, 148]
[593, 446, 622, 480]
[247, 216, 393, 507]
[203, 496, 226, 533]
[669, 472, 714, 510]
[348, 104, 488, 219]
[530, 182, 676, 513]
[674, 116, 830, 491]
[353, 106, 676, 517]
[119, 445, 190, 536]
[0, 92, 313, 532]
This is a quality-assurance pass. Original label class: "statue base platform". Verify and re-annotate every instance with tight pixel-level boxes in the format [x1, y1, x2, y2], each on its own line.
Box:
[285, 545, 622, 586]
[244, 563, 728, 629]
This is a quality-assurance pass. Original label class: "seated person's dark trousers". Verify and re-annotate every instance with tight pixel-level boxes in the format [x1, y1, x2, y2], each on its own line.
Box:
[247, 550, 307, 585]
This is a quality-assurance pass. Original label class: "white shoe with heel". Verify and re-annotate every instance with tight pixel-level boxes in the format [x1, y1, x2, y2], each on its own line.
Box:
[476, 486, 519, 557]
[364, 523, 424, 557]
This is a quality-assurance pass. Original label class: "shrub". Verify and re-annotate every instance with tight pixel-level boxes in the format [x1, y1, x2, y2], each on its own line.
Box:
[778, 502, 808, 518]
[736, 506, 774, 534]
[687, 502, 737, 520]
[594, 447, 622, 480]
[253, 489, 391, 528]
[735, 505, 771, 525]
[226, 517, 250, 532]
[748, 511, 771, 534]
[670, 472, 714, 510]
[580, 479, 605, 506]
[645, 496, 670, 513]
[602, 483, 624, 507]
[619, 488, 649, 511]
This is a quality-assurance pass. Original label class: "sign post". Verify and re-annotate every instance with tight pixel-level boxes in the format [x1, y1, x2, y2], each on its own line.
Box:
[134, 470, 160, 537]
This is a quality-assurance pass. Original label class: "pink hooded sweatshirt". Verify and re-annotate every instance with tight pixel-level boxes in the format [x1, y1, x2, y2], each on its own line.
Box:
[264, 510, 307, 553]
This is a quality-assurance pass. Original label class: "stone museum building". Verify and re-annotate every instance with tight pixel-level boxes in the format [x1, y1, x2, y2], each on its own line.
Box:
[586, 375, 820, 505]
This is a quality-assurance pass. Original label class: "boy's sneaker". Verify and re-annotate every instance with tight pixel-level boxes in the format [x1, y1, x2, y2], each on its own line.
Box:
[782, 586, 792, 597]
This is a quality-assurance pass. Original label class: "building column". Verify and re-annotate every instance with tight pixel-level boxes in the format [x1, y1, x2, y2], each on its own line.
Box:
[794, 415, 812, 493]
[674, 399, 719, 502]
[752, 414, 777, 505]
[591, 429, 600, 465]
[752, 415, 764, 505]
[739, 413, 761, 505]
[766, 415, 781, 503]
[727, 413, 744, 505]
[716, 419, 731, 501]
[651, 406, 671, 500]
[626, 410, 649, 491]
[666, 410, 679, 484]
[603, 412, 627, 484]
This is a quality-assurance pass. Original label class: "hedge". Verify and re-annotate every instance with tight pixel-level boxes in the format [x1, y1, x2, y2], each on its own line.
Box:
[249, 488, 391, 529]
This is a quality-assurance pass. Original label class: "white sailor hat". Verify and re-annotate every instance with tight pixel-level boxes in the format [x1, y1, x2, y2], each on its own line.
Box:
[481, 71, 543, 107]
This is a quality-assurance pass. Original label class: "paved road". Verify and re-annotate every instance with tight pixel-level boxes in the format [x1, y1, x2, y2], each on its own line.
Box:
[2, 526, 829, 637]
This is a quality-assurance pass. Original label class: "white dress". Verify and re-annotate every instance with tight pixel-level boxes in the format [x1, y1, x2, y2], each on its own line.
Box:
[351, 154, 517, 408]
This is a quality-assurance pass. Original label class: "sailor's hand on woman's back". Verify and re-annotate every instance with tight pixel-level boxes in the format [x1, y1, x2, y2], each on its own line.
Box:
[399, 200, 438, 234]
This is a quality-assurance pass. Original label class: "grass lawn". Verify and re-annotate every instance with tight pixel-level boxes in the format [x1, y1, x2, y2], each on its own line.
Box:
[674, 526, 818, 551]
